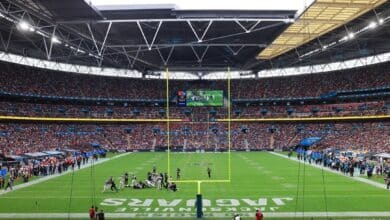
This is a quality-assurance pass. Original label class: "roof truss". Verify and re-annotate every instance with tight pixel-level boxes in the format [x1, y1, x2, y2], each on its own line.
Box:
[258, 0, 387, 59]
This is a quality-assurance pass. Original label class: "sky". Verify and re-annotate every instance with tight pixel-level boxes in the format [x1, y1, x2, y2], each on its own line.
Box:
[88, 0, 315, 15]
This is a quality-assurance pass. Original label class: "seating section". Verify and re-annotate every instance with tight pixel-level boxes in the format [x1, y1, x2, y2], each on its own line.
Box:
[0, 61, 389, 156]
[0, 61, 389, 100]
[0, 122, 389, 154]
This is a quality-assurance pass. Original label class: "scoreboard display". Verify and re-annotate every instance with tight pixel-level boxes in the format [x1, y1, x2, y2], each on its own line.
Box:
[177, 90, 223, 107]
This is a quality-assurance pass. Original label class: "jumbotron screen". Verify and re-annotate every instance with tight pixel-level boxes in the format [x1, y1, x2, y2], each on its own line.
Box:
[177, 90, 223, 107]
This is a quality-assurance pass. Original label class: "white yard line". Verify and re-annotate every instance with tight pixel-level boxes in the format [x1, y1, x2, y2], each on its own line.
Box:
[0, 153, 131, 196]
[270, 152, 388, 190]
[1, 211, 390, 218]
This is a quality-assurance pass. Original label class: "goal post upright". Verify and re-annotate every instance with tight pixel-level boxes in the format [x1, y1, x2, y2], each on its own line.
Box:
[165, 66, 232, 185]
[166, 67, 170, 178]
[165, 66, 232, 219]
[228, 66, 231, 182]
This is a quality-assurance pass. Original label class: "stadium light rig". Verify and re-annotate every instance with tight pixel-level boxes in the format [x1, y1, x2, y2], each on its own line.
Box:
[0, 10, 104, 62]
[51, 36, 61, 44]
[17, 21, 35, 32]
[284, 18, 295, 23]
[0, 12, 15, 23]
[368, 21, 378, 29]
[299, 13, 389, 61]
[347, 32, 355, 40]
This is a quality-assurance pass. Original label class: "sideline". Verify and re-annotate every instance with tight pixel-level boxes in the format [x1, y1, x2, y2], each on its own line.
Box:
[270, 152, 388, 190]
[1, 211, 390, 218]
[0, 152, 131, 195]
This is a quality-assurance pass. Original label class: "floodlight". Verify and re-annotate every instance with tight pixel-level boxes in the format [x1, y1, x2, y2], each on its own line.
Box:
[18, 21, 29, 31]
[51, 36, 61, 44]
[348, 32, 355, 39]
[340, 36, 348, 42]
[378, 18, 384, 24]
[368, 21, 377, 29]
[18, 21, 34, 32]
[284, 18, 295, 23]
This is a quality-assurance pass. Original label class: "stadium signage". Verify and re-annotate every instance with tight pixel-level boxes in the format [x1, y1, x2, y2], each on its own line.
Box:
[100, 197, 293, 213]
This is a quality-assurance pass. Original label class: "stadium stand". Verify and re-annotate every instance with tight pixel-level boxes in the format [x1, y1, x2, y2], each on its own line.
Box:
[0, 61, 389, 100]
[0, 60, 389, 157]
[0, 122, 388, 154]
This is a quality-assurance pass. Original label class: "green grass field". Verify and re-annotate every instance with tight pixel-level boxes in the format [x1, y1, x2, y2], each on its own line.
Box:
[1, 152, 390, 219]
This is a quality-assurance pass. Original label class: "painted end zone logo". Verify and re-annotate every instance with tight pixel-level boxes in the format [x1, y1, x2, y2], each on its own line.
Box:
[101, 198, 293, 217]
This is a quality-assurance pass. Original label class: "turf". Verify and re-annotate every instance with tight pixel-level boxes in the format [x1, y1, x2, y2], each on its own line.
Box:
[362, 175, 388, 184]
[0, 152, 390, 219]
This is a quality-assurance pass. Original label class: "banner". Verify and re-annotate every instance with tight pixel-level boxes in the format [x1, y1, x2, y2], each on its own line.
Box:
[0, 168, 7, 177]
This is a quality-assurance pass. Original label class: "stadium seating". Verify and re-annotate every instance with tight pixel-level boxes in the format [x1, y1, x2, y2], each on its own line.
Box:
[0, 101, 387, 119]
[0, 61, 389, 100]
[0, 61, 389, 157]
[0, 122, 389, 155]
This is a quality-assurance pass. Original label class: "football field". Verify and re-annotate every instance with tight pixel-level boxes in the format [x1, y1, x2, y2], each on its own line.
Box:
[1, 152, 390, 219]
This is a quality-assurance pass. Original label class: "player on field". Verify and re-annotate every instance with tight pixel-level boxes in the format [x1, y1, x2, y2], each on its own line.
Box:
[386, 170, 390, 190]
[152, 164, 156, 173]
[207, 167, 211, 179]
[118, 175, 125, 190]
[176, 168, 181, 180]
[164, 173, 168, 188]
[168, 182, 177, 192]
[111, 177, 119, 192]
[157, 173, 163, 190]
[124, 172, 129, 187]
[105, 176, 118, 192]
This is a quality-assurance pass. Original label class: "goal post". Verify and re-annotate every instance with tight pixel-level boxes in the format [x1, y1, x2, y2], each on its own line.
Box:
[165, 67, 232, 218]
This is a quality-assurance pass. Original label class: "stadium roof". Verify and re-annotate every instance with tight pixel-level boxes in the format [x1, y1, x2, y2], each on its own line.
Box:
[88, 0, 312, 12]
[0, 0, 388, 78]
[257, 0, 387, 60]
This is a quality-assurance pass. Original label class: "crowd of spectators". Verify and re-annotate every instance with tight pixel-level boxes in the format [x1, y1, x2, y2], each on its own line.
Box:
[0, 61, 389, 100]
[294, 148, 390, 180]
[0, 121, 388, 155]
[232, 62, 389, 98]
[0, 150, 103, 190]
[0, 100, 387, 119]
